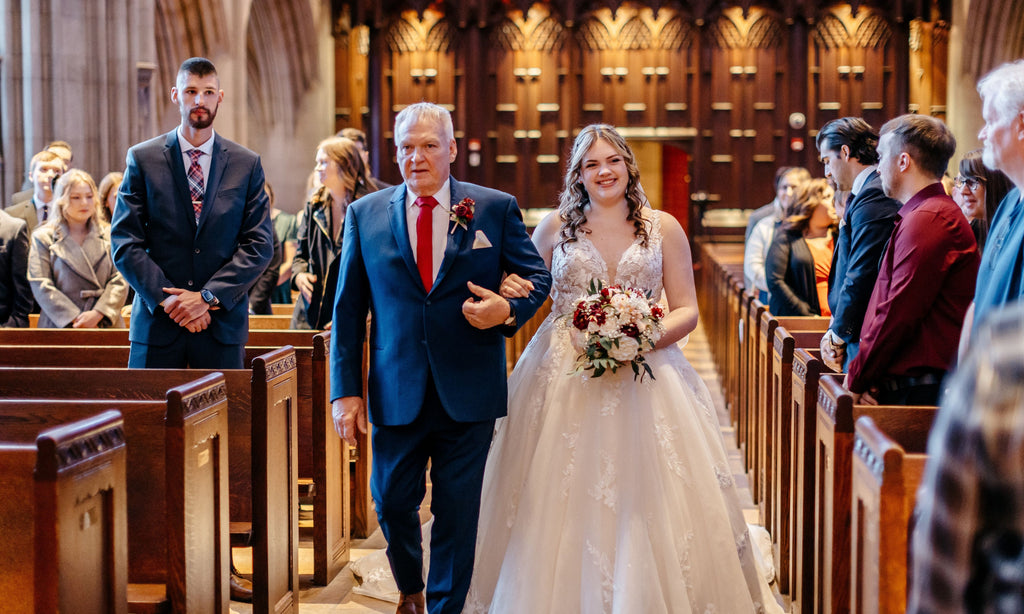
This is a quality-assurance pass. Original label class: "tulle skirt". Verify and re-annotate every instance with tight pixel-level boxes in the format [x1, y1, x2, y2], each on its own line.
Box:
[465, 315, 782, 614]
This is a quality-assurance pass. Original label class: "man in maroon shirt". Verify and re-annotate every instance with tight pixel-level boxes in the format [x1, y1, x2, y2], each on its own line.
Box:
[845, 114, 980, 405]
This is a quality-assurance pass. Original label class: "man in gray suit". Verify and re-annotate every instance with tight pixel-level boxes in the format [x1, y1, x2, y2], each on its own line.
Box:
[0, 208, 31, 327]
[5, 149, 65, 233]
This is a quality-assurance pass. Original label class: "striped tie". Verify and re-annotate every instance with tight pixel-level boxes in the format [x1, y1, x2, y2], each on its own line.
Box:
[187, 149, 204, 221]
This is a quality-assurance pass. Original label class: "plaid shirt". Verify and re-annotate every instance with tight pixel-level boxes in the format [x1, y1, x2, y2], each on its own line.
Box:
[908, 302, 1024, 613]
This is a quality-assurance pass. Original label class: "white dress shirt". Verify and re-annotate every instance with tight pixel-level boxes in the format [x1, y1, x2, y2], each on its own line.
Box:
[405, 179, 452, 286]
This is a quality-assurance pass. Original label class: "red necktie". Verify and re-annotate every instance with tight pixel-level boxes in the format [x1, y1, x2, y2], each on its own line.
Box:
[415, 195, 438, 291]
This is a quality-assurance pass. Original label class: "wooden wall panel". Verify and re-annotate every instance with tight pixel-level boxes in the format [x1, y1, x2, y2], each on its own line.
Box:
[356, 1, 943, 236]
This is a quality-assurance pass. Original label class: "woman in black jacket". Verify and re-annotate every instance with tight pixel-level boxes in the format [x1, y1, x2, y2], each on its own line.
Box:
[766, 178, 838, 316]
[291, 136, 378, 329]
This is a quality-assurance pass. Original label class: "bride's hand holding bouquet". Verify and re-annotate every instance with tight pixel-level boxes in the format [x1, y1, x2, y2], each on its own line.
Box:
[567, 279, 665, 381]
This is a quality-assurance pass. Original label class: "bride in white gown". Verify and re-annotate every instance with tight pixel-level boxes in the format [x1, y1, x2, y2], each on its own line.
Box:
[464, 125, 783, 614]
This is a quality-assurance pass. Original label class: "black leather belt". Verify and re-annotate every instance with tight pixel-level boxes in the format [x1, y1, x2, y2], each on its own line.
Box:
[877, 371, 943, 393]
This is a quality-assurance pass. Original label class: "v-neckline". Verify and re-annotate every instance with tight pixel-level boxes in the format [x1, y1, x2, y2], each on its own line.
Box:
[580, 232, 640, 283]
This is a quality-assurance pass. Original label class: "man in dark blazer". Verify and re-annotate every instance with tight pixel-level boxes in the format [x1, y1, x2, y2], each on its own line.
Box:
[0, 208, 31, 327]
[331, 103, 551, 614]
[815, 117, 901, 370]
[111, 57, 273, 369]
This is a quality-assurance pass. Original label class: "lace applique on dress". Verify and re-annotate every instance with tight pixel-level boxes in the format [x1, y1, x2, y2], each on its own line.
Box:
[587, 451, 618, 511]
[550, 211, 664, 316]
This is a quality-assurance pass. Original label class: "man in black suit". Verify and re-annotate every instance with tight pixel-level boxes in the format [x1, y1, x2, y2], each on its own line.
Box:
[111, 57, 273, 370]
[0, 208, 31, 327]
[815, 117, 901, 371]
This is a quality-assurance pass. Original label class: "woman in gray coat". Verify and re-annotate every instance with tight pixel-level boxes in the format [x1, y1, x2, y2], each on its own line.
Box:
[28, 169, 127, 328]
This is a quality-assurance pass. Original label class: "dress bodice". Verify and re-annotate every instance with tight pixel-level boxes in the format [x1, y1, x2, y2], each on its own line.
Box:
[550, 210, 664, 314]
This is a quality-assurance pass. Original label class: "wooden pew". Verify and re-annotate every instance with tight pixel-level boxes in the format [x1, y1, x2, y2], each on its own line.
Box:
[769, 325, 829, 595]
[813, 375, 937, 614]
[0, 374, 230, 613]
[271, 303, 294, 316]
[0, 410, 128, 614]
[741, 298, 767, 472]
[789, 348, 834, 614]
[851, 415, 932, 614]
[725, 278, 744, 424]
[30, 312, 298, 330]
[735, 290, 754, 431]
[0, 354, 300, 614]
[754, 313, 827, 515]
[0, 329, 353, 587]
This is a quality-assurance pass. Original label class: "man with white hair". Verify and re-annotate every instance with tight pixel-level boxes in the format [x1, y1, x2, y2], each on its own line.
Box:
[971, 59, 1024, 329]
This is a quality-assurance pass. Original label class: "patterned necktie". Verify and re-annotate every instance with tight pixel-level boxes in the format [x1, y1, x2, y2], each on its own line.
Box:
[187, 149, 204, 221]
[415, 195, 439, 291]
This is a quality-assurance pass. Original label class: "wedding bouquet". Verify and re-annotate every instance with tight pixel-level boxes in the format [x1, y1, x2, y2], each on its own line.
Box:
[568, 279, 665, 381]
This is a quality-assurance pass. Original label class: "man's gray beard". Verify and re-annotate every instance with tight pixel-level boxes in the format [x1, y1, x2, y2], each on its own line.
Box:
[983, 146, 998, 171]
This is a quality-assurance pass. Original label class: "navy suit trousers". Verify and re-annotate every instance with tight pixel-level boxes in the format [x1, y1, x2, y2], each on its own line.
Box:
[370, 372, 494, 614]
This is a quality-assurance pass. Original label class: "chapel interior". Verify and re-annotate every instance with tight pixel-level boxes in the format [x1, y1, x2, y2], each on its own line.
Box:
[2, 1, 1023, 613]
[5, 0, 1021, 235]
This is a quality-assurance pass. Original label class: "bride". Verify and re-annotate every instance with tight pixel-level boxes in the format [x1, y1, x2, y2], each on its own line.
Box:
[464, 125, 783, 613]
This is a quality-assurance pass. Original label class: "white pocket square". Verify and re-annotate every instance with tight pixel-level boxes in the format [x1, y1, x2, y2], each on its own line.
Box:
[472, 229, 493, 249]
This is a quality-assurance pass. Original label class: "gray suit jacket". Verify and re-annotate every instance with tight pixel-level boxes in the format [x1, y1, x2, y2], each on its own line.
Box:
[28, 222, 127, 328]
[4, 197, 42, 234]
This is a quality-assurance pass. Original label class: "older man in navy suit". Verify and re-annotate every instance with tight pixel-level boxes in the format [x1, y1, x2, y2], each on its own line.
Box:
[331, 103, 551, 614]
[111, 57, 273, 369]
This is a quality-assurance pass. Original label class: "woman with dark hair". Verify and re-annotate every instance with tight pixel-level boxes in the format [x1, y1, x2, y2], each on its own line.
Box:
[290, 136, 377, 329]
[953, 148, 1013, 253]
[464, 124, 783, 612]
[766, 178, 838, 316]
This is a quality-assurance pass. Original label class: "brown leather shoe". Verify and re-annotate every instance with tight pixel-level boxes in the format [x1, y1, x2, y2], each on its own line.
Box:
[230, 572, 253, 602]
[396, 591, 425, 614]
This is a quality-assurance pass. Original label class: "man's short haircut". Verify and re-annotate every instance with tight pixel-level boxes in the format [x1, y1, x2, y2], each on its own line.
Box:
[977, 59, 1024, 125]
[394, 102, 454, 145]
[29, 149, 64, 174]
[879, 114, 957, 180]
[815, 117, 880, 165]
[338, 128, 368, 149]
[176, 57, 218, 88]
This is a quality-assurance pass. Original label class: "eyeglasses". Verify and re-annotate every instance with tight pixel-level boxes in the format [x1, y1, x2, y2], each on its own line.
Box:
[954, 175, 985, 191]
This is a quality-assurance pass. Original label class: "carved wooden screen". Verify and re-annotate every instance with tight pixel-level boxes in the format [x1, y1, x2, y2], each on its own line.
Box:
[809, 7, 899, 137]
[489, 6, 570, 208]
[382, 11, 459, 161]
[704, 9, 789, 210]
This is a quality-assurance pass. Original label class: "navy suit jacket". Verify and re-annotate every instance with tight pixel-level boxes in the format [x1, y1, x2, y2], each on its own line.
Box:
[826, 170, 901, 346]
[111, 130, 274, 346]
[329, 178, 552, 425]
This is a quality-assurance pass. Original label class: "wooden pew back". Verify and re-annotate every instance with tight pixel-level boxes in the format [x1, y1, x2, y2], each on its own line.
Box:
[0, 353, 301, 614]
[851, 415, 933, 614]
[790, 347, 834, 614]
[0, 410, 128, 614]
[0, 374, 231, 613]
[814, 374, 937, 614]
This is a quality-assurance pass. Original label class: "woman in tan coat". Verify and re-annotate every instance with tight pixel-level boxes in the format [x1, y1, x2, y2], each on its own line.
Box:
[28, 169, 127, 328]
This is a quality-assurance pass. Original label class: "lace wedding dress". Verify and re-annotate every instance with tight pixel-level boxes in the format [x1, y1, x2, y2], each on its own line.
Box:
[464, 211, 782, 614]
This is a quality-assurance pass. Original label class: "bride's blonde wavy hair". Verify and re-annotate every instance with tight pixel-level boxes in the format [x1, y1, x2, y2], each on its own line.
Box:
[557, 124, 650, 251]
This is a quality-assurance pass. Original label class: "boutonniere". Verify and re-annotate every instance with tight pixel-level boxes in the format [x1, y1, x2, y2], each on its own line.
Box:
[449, 197, 475, 234]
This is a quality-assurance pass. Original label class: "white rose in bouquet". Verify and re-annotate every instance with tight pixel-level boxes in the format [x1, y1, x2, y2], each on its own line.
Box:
[608, 336, 640, 362]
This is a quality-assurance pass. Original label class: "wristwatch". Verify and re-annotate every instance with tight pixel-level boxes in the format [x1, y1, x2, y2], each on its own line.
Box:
[503, 301, 516, 326]
[200, 289, 220, 307]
